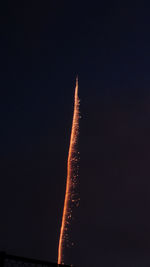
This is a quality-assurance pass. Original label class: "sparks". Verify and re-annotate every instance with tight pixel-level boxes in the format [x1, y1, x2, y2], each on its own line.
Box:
[58, 77, 80, 265]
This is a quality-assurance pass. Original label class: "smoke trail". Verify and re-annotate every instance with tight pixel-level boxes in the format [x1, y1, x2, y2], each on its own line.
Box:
[58, 77, 80, 265]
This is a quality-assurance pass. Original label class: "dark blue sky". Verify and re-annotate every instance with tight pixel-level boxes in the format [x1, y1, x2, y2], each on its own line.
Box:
[1, 1, 150, 266]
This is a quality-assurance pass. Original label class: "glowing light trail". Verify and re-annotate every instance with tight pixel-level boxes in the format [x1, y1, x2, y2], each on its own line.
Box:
[58, 77, 80, 265]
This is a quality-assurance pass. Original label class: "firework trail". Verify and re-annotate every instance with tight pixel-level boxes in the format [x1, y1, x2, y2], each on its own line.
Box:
[58, 77, 80, 265]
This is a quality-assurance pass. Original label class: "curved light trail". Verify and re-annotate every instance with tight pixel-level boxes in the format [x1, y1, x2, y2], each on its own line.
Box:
[58, 77, 80, 265]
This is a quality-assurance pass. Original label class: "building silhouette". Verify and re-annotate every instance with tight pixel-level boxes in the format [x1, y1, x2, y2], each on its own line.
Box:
[0, 252, 70, 267]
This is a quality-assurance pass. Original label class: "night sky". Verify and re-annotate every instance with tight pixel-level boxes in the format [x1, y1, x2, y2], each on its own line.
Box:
[1, 1, 150, 266]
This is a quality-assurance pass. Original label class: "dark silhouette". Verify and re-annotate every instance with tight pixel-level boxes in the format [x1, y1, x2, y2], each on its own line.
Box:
[0, 252, 70, 267]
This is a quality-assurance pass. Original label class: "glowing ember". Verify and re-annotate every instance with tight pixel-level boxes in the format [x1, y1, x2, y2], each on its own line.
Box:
[58, 77, 80, 265]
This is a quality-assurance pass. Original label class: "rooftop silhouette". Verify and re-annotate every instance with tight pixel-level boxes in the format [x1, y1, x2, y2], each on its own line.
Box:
[0, 252, 70, 267]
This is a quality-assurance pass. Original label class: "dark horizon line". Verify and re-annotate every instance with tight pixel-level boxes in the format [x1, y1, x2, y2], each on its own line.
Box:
[0, 251, 71, 267]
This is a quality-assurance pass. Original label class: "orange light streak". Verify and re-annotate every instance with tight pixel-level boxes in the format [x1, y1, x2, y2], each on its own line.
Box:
[58, 77, 80, 265]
